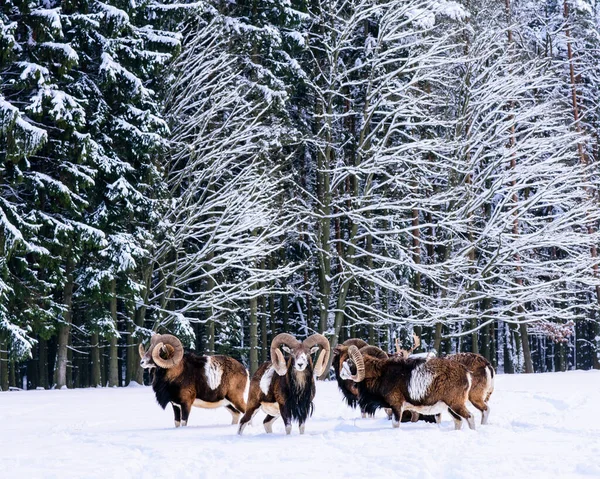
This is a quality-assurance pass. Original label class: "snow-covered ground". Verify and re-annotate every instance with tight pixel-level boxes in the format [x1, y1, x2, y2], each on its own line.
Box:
[1, 370, 599, 479]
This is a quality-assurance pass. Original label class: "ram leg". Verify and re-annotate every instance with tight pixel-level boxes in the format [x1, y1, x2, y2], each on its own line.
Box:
[226, 405, 241, 425]
[263, 414, 278, 433]
[180, 401, 192, 427]
[470, 397, 489, 425]
[482, 404, 490, 425]
[171, 402, 182, 428]
[238, 405, 259, 435]
[280, 405, 292, 435]
[447, 407, 463, 430]
[390, 404, 404, 428]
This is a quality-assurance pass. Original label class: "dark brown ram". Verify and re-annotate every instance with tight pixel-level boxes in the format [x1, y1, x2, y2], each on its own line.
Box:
[332, 340, 436, 424]
[447, 352, 495, 424]
[139, 334, 248, 427]
[338, 344, 476, 430]
[238, 333, 330, 435]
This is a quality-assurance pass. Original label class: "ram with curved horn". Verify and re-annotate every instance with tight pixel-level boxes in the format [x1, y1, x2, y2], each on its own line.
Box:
[238, 332, 330, 435]
[139, 334, 249, 427]
[331, 341, 437, 424]
[338, 344, 476, 430]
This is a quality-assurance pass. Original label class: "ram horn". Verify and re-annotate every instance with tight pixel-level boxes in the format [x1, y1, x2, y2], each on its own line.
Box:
[151, 334, 184, 369]
[360, 345, 388, 360]
[270, 333, 300, 376]
[303, 334, 331, 377]
[343, 338, 369, 349]
[138, 343, 146, 359]
[347, 345, 365, 382]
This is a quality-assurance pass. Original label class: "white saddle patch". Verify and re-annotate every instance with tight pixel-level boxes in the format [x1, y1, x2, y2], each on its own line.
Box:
[260, 366, 276, 395]
[261, 402, 280, 417]
[404, 401, 447, 416]
[408, 363, 433, 402]
[193, 399, 230, 409]
[204, 357, 223, 390]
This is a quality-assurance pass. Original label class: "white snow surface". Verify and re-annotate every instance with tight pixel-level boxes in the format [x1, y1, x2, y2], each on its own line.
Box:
[1, 370, 599, 478]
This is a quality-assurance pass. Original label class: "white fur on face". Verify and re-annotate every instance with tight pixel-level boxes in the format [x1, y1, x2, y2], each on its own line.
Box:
[140, 355, 153, 369]
[260, 366, 276, 395]
[294, 352, 308, 371]
[204, 357, 223, 390]
[340, 361, 352, 380]
[407, 363, 433, 402]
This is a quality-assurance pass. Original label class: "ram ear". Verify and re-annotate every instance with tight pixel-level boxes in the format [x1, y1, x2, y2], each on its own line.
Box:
[310, 345, 320, 354]
[282, 345, 292, 354]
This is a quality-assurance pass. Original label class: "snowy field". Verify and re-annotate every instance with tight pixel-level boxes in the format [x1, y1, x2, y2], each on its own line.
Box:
[1, 370, 599, 479]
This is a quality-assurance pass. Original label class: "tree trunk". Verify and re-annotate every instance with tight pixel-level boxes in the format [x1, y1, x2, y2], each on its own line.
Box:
[108, 278, 119, 387]
[260, 294, 267, 363]
[205, 251, 216, 354]
[0, 336, 8, 391]
[55, 255, 75, 389]
[91, 331, 101, 387]
[249, 295, 258, 375]
[126, 311, 135, 385]
[9, 358, 16, 388]
[38, 337, 48, 389]
[593, 318, 600, 370]
[131, 264, 151, 384]
[519, 321, 533, 373]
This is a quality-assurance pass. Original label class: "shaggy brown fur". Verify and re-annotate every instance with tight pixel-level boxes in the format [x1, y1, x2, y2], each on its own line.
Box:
[447, 352, 495, 424]
[333, 345, 437, 424]
[238, 360, 316, 435]
[338, 345, 476, 430]
[238, 333, 329, 436]
[140, 338, 248, 427]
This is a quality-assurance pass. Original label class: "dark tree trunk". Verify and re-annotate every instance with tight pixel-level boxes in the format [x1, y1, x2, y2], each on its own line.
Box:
[0, 338, 7, 391]
[39, 337, 48, 389]
[108, 278, 119, 387]
[55, 255, 75, 389]
[249, 295, 258, 375]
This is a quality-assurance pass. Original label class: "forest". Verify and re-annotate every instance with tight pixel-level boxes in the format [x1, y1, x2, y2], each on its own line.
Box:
[1, 0, 599, 390]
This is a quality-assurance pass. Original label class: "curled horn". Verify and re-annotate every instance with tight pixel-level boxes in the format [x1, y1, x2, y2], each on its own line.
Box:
[360, 345, 388, 360]
[343, 338, 368, 349]
[151, 334, 184, 369]
[271, 333, 300, 376]
[138, 343, 146, 359]
[409, 334, 421, 354]
[304, 334, 331, 377]
[347, 345, 365, 382]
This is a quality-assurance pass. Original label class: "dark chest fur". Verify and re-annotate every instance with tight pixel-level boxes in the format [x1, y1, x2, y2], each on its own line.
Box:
[153, 368, 181, 409]
[152, 354, 217, 409]
[356, 359, 423, 413]
[277, 369, 315, 423]
[333, 360, 359, 409]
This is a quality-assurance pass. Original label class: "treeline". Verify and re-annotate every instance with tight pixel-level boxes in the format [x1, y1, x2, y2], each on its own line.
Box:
[1, 0, 599, 390]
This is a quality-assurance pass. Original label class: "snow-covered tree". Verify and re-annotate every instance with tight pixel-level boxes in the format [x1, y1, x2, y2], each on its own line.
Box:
[155, 13, 298, 372]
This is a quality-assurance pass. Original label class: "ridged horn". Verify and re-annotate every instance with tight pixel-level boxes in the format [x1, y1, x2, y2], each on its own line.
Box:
[138, 343, 146, 359]
[360, 345, 388, 360]
[151, 334, 184, 369]
[347, 345, 365, 382]
[304, 334, 331, 377]
[270, 333, 300, 376]
[343, 338, 368, 349]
